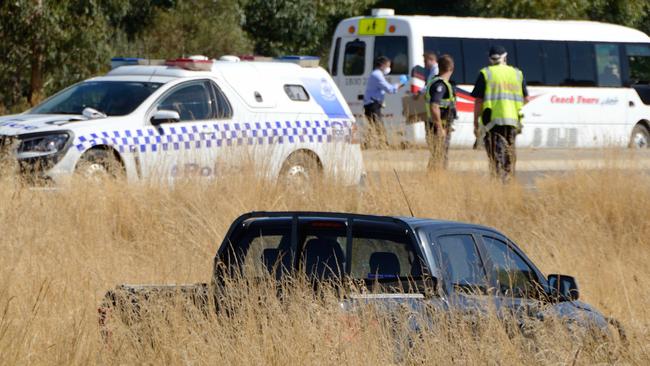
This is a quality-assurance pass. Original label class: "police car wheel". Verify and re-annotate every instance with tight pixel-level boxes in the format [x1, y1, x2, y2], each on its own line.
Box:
[76, 149, 124, 180]
[630, 124, 649, 149]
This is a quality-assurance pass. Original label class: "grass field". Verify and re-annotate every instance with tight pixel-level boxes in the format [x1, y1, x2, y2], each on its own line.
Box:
[0, 162, 649, 365]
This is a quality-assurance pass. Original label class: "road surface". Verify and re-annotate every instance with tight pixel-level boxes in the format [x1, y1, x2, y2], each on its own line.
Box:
[362, 148, 650, 187]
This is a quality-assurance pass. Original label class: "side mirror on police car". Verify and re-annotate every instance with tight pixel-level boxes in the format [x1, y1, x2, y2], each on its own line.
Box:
[151, 110, 180, 125]
[547, 274, 580, 301]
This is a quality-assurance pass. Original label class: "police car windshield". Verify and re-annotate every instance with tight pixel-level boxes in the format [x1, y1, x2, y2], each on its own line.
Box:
[31, 81, 162, 116]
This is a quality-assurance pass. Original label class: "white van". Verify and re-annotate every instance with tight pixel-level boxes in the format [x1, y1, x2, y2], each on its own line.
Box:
[0, 56, 364, 185]
[330, 9, 650, 148]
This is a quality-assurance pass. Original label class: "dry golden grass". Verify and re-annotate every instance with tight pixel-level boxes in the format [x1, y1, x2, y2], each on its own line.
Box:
[1, 160, 649, 365]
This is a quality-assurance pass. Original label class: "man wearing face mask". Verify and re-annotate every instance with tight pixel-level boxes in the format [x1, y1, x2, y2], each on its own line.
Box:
[363, 56, 404, 146]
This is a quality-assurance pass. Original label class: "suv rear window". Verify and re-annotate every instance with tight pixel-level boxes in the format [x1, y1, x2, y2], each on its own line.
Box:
[220, 217, 429, 290]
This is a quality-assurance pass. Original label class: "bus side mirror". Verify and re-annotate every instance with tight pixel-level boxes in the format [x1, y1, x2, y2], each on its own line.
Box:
[151, 110, 180, 125]
[548, 274, 580, 301]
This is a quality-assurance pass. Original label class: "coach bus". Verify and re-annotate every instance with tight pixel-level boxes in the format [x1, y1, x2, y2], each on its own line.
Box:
[329, 9, 650, 148]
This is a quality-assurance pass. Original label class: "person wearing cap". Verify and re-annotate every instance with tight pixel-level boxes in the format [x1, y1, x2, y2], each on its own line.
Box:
[424, 54, 456, 170]
[363, 56, 404, 147]
[471, 45, 529, 182]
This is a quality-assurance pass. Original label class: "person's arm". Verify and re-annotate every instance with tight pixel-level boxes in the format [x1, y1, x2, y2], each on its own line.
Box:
[473, 98, 483, 137]
[522, 77, 531, 104]
[470, 73, 486, 138]
[430, 104, 444, 135]
[377, 72, 399, 94]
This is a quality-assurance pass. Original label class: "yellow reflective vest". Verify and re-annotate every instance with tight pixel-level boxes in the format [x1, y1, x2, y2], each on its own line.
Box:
[424, 76, 456, 121]
[479, 64, 524, 130]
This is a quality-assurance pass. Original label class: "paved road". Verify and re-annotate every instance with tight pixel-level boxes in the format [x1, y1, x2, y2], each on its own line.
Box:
[363, 148, 650, 187]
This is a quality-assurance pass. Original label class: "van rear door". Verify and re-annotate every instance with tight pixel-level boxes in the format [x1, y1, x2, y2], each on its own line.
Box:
[332, 37, 373, 119]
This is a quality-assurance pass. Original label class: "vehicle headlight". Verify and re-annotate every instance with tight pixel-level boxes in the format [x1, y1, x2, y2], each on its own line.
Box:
[18, 133, 70, 158]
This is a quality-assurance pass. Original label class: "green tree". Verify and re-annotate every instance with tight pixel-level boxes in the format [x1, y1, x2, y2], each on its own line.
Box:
[0, 0, 114, 109]
[242, 0, 376, 58]
[129, 0, 252, 59]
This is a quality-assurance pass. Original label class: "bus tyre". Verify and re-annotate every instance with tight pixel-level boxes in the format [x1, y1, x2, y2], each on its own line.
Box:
[76, 149, 124, 180]
[279, 151, 322, 193]
[630, 124, 649, 149]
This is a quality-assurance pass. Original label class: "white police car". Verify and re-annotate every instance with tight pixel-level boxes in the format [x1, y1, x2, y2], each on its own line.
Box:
[0, 56, 364, 185]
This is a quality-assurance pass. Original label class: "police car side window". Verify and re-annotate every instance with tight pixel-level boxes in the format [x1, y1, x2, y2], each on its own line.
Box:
[158, 81, 213, 122]
[284, 85, 310, 101]
[208, 81, 233, 119]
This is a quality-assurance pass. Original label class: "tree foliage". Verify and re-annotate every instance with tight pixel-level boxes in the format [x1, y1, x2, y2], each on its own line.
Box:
[242, 0, 375, 57]
[1, 0, 649, 112]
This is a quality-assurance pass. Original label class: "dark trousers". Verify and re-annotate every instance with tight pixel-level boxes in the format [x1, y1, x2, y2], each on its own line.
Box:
[364, 101, 387, 147]
[425, 120, 452, 170]
[484, 125, 517, 182]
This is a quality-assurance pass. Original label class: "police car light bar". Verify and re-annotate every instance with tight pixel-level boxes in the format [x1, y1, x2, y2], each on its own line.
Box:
[111, 57, 166, 69]
[165, 58, 214, 71]
[275, 55, 320, 68]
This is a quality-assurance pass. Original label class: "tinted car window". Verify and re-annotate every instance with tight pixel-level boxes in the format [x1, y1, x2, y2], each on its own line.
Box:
[516, 41, 544, 85]
[436, 234, 488, 294]
[222, 219, 428, 291]
[462, 39, 491, 84]
[343, 40, 366, 76]
[568, 42, 596, 86]
[374, 36, 409, 75]
[158, 82, 213, 121]
[542, 42, 569, 85]
[482, 236, 542, 298]
[423, 37, 464, 84]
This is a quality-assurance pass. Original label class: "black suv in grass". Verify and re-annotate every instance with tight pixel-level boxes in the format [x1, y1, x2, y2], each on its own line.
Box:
[101, 211, 622, 338]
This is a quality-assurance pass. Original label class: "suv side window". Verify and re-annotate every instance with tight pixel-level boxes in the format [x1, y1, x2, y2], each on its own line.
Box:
[158, 81, 213, 122]
[481, 236, 541, 298]
[436, 234, 489, 294]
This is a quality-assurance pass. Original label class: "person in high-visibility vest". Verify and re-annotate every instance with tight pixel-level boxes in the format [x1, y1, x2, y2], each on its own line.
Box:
[471, 45, 530, 182]
[424, 54, 456, 170]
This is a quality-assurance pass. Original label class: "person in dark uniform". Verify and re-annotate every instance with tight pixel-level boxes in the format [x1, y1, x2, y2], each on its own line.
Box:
[424, 54, 456, 170]
[471, 45, 529, 182]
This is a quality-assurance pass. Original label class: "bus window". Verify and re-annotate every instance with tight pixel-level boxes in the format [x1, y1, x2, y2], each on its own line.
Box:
[542, 42, 569, 86]
[626, 44, 650, 85]
[423, 37, 464, 84]
[596, 44, 622, 87]
[331, 37, 341, 76]
[568, 42, 596, 86]
[343, 40, 366, 76]
[462, 39, 491, 84]
[374, 36, 409, 75]
[515, 41, 544, 85]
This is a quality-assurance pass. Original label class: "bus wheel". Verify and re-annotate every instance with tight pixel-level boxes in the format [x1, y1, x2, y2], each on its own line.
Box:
[630, 124, 649, 149]
[279, 151, 322, 192]
[76, 148, 124, 180]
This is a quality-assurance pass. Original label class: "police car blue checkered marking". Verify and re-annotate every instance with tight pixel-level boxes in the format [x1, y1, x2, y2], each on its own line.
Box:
[73, 120, 350, 153]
